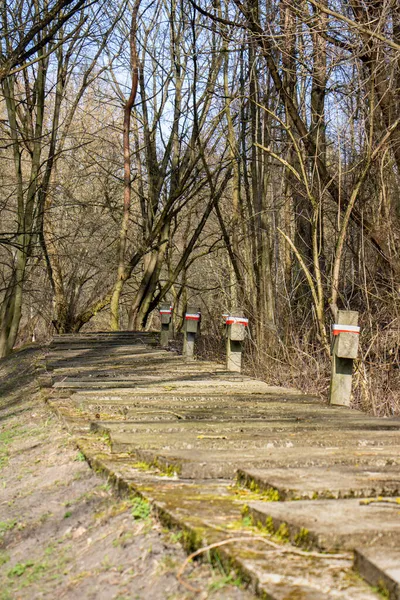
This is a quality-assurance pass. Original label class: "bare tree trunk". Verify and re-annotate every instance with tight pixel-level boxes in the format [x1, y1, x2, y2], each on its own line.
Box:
[110, 0, 141, 330]
[0, 42, 46, 355]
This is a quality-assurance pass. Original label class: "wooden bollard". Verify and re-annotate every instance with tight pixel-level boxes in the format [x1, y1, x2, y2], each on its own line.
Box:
[159, 302, 172, 347]
[183, 306, 201, 359]
[225, 313, 248, 372]
[329, 310, 360, 406]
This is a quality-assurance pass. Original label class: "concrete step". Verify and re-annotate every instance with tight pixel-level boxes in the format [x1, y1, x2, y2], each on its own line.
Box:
[71, 391, 317, 404]
[237, 466, 400, 499]
[53, 378, 296, 395]
[44, 332, 400, 598]
[121, 446, 400, 479]
[354, 546, 400, 600]
[76, 442, 380, 600]
[248, 498, 400, 552]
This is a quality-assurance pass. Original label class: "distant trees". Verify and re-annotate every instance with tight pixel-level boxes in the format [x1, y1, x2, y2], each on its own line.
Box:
[109, 0, 232, 330]
[0, 0, 89, 82]
[0, 0, 114, 354]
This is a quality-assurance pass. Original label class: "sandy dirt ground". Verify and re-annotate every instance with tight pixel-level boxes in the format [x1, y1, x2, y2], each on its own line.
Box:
[0, 346, 257, 600]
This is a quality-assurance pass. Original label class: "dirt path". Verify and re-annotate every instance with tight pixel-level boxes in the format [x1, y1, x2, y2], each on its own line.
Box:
[0, 347, 256, 600]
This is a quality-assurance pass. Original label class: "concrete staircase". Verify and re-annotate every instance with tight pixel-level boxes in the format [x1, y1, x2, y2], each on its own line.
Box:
[41, 332, 400, 599]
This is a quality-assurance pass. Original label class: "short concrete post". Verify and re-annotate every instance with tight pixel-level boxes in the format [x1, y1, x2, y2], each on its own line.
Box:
[225, 312, 248, 372]
[159, 302, 172, 347]
[329, 310, 360, 406]
[183, 306, 201, 359]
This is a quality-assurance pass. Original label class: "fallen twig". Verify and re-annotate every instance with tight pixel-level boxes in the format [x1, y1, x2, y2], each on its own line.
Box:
[176, 535, 350, 592]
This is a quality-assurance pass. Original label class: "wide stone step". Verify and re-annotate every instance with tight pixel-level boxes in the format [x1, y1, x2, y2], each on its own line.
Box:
[237, 466, 400, 499]
[248, 498, 400, 552]
[122, 446, 400, 479]
[91, 417, 400, 450]
[53, 378, 295, 396]
[59, 369, 225, 381]
[48, 343, 160, 353]
[50, 360, 219, 373]
[354, 547, 400, 599]
[71, 391, 316, 404]
[81, 453, 379, 600]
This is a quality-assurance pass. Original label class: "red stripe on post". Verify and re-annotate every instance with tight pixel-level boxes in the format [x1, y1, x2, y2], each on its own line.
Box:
[226, 317, 249, 326]
[332, 324, 360, 336]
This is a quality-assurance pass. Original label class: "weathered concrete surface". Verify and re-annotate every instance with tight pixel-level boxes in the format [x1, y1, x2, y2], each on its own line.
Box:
[248, 498, 400, 551]
[42, 331, 400, 599]
[75, 437, 380, 600]
[114, 446, 400, 479]
[354, 547, 400, 599]
[237, 466, 400, 499]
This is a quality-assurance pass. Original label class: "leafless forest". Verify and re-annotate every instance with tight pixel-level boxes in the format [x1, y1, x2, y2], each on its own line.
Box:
[0, 0, 399, 413]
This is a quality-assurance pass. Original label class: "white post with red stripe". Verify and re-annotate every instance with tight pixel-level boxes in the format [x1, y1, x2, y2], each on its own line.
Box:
[183, 305, 201, 358]
[225, 310, 248, 372]
[329, 310, 360, 406]
[159, 302, 173, 347]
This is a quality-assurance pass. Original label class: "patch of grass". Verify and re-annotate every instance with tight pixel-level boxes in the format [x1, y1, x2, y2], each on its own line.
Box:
[209, 572, 243, 591]
[7, 560, 35, 578]
[0, 519, 17, 538]
[39, 512, 52, 523]
[372, 580, 390, 599]
[130, 496, 151, 520]
[241, 515, 252, 527]
[0, 552, 10, 566]
[0, 452, 9, 470]
[63, 511, 72, 519]
[168, 530, 183, 544]
[113, 531, 134, 547]
[75, 450, 86, 462]
[7, 559, 48, 587]
[101, 556, 113, 571]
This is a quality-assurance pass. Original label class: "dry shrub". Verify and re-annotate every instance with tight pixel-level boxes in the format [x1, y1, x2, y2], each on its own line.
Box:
[196, 323, 400, 417]
[353, 321, 400, 416]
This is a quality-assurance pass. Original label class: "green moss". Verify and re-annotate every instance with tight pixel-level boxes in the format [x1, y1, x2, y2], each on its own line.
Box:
[372, 579, 390, 599]
[294, 527, 310, 548]
[157, 461, 180, 477]
[248, 479, 260, 493]
[264, 516, 275, 535]
[181, 526, 204, 553]
[263, 487, 280, 501]
[231, 481, 280, 502]
[275, 522, 290, 541]
[132, 461, 155, 472]
[102, 431, 111, 446]
[132, 458, 180, 478]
